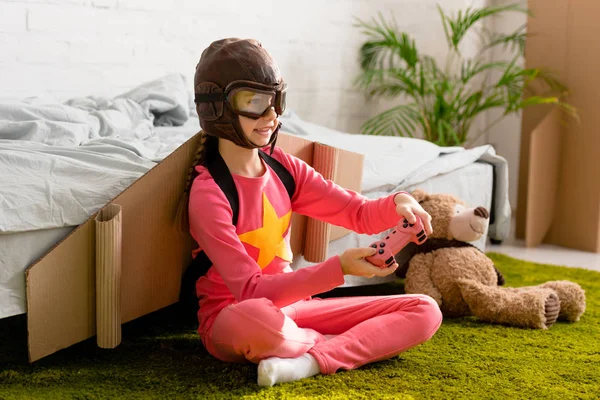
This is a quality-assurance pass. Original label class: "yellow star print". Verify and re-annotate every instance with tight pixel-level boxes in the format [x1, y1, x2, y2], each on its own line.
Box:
[238, 193, 293, 269]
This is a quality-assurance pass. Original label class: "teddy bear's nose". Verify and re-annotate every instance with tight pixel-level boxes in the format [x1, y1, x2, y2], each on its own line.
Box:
[474, 207, 489, 219]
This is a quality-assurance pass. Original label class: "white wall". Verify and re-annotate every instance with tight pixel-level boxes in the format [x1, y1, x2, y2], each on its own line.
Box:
[1, 0, 525, 203]
[1, 0, 482, 129]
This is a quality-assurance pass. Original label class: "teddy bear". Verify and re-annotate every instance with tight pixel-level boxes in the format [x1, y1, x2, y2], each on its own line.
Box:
[396, 189, 586, 329]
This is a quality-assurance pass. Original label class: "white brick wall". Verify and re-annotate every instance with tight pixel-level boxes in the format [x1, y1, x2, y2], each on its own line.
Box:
[4, 0, 528, 206]
[0, 2, 26, 32]
[0, 0, 486, 129]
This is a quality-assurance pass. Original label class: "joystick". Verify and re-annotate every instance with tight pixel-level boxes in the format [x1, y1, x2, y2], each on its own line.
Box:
[365, 216, 428, 268]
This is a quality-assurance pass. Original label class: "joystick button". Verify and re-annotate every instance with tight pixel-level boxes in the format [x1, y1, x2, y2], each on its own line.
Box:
[403, 223, 409, 228]
[370, 244, 377, 248]
[379, 243, 386, 247]
[378, 249, 385, 254]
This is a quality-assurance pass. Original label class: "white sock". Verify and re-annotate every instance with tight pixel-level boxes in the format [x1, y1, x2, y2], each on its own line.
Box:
[257, 353, 321, 387]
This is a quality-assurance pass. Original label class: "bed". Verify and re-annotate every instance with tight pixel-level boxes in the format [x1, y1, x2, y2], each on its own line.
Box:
[0, 74, 511, 320]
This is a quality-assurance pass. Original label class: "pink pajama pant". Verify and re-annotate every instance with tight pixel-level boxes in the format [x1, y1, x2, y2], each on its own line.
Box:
[202, 294, 442, 375]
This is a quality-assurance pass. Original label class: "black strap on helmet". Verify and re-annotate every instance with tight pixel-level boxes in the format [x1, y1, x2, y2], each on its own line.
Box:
[179, 148, 295, 318]
[194, 92, 225, 103]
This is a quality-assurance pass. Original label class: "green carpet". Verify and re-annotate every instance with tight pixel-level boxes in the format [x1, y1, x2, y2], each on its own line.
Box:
[1, 253, 599, 399]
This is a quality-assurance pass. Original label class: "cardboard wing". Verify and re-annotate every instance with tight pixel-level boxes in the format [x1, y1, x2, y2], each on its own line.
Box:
[25, 132, 364, 362]
[522, 108, 562, 247]
[517, 0, 600, 252]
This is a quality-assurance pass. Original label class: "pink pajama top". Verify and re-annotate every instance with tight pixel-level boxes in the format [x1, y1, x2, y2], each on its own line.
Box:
[188, 146, 401, 337]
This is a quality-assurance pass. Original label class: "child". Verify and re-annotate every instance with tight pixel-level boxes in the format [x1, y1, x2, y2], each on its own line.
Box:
[182, 38, 442, 387]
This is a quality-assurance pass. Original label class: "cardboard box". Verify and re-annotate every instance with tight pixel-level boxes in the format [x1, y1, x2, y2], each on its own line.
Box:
[25, 131, 364, 362]
[517, 0, 600, 252]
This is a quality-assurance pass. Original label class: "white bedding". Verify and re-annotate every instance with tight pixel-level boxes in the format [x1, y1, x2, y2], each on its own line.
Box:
[278, 111, 511, 242]
[292, 161, 494, 287]
[0, 74, 511, 319]
[0, 73, 196, 235]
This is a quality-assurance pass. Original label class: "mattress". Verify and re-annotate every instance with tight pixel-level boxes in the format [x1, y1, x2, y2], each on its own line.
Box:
[291, 160, 494, 287]
[0, 118, 201, 320]
[0, 122, 201, 320]
[0, 160, 493, 318]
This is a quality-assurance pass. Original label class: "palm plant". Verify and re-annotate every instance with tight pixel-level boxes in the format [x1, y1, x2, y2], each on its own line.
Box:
[354, 3, 577, 147]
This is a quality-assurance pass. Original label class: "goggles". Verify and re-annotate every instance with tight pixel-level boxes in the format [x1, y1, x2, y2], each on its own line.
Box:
[194, 80, 286, 120]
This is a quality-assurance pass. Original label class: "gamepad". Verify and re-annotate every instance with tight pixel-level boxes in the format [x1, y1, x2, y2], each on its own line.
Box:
[365, 216, 428, 268]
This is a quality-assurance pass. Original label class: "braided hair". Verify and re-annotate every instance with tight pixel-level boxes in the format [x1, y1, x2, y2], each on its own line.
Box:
[177, 130, 217, 231]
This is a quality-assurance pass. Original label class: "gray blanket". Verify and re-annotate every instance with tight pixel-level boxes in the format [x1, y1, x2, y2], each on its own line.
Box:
[0, 73, 196, 233]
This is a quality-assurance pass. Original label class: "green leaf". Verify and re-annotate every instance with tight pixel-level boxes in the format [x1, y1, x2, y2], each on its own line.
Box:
[355, 13, 419, 71]
[461, 59, 510, 83]
[479, 24, 528, 55]
[358, 67, 423, 99]
[441, 120, 462, 146]
[360, 103, 420, 137]
[438, 3, 530, 51]
[474, 92, 507, 114]
[436, 119, 446, 145]
[520, 95, 559, 108]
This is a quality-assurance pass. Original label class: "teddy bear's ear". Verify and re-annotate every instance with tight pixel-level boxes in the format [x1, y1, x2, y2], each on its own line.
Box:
[410, 189, 429, 203]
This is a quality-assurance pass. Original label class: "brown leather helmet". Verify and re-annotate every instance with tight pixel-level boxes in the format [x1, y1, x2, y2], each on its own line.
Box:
[193, 38, 286, 150]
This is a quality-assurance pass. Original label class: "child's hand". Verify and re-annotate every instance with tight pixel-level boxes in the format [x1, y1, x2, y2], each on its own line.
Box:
[340, 247, 398, 278]
[393, 192, 433, 235]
